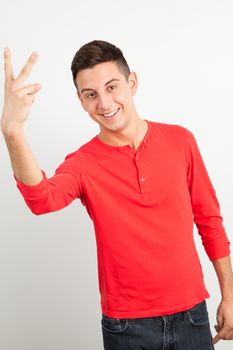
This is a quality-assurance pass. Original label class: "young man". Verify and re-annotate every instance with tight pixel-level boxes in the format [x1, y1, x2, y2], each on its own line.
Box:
[1, 40, 233, 350]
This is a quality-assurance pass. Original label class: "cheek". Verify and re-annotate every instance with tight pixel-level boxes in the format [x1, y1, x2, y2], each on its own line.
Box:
[80, 99, 87, 111]
[87, 102, 99, 116]
[117, 92, 132, 107]
[115, 91, 128, 104]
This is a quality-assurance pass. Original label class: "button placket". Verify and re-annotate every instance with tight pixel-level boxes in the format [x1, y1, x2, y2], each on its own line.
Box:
[134, 150, 152, 202]
[135, 152, 146, 190]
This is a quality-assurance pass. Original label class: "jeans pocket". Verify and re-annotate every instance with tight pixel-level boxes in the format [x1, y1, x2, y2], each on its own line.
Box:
[101, 314, 129, 334]
[187, 300, 210, 326]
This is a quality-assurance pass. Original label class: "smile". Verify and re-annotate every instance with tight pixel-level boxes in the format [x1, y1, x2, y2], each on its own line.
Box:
[100, 108, 120, 119]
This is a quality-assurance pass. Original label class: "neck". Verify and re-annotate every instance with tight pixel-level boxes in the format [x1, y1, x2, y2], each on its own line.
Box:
[98, 116, 148, 150]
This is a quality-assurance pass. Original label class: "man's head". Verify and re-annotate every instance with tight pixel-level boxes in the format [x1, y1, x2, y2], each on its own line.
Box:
[71, 40, 131, 90]
[70, 40, 139, 136]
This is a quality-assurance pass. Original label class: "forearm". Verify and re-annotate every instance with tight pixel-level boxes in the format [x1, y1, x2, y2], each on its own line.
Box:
[2, 128, 43, 185]
[212, 255, 233, 301]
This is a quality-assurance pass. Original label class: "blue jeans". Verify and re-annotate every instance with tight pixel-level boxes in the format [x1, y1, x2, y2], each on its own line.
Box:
[101, 300, 215, 350]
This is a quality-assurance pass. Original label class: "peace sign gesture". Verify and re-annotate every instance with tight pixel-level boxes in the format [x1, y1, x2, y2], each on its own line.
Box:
[1, 48, 41, 136]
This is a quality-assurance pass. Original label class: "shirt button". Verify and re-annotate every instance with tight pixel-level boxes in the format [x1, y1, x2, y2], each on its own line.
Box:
[141, 177, 146, 183]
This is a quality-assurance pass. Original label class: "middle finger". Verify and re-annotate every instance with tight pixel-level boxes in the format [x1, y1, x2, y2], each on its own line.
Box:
[14, 51, 39, 88]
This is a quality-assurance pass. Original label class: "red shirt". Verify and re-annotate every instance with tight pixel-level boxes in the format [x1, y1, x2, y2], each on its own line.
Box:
[14, 120, 230, 318]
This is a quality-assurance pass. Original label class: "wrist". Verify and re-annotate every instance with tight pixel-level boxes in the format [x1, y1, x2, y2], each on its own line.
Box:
[221, 296, 233, 303]
[1, 124, 24, 138]
[220, 281, 233, 301]
[221, 290, 233, 302]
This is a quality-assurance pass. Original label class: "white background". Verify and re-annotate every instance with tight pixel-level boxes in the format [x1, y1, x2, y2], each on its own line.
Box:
[0, 0, 232, 349]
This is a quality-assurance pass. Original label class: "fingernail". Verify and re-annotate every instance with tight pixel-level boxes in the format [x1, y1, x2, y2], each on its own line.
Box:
[32, 51, 39, 57]
[4, 47, 10, 55]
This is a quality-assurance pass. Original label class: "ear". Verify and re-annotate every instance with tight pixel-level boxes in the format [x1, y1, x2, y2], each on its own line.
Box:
[77, 90, 87, 111]
[128, 71, 138, 95]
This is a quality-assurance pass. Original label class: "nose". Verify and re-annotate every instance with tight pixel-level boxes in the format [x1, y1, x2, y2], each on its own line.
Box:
[97, 92, 114, 112]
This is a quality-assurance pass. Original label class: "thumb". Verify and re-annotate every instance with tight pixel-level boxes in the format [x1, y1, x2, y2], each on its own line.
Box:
[33, 83, 42, 93]
[30, 82, 42, 94]
[212, 329, 225, 345]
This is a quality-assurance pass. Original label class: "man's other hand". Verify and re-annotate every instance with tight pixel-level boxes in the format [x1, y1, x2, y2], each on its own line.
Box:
[212, 299, 233, 344]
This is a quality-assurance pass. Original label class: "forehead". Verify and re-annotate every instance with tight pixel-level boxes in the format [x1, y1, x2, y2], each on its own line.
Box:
[76, 61, 125, 90]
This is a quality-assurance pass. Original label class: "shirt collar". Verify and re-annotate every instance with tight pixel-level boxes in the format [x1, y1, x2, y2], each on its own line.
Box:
[93, 119, 151, 154]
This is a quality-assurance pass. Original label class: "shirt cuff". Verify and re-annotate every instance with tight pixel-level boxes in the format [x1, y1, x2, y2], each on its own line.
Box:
[13, 170, 48, 197]
[206, 240, 231, 261]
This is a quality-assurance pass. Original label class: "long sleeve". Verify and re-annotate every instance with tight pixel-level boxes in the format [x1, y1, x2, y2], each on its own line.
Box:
[14, 152, 83, 215]
[185, 129, 230, 261]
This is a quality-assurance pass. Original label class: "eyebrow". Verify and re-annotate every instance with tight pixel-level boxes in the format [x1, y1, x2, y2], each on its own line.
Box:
[80, 78, 120, 95]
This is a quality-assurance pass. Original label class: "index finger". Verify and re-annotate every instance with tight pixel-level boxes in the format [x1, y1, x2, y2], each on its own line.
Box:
[15, 51, 39, 88]
[212, 329, 227, 345]
[4, 47, 14, 84]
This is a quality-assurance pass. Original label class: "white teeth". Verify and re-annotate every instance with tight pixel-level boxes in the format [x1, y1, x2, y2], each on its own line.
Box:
[102, 109, 117, 117]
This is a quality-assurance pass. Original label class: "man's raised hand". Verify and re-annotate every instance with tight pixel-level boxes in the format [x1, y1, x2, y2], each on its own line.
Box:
[1, 48, 41, 136]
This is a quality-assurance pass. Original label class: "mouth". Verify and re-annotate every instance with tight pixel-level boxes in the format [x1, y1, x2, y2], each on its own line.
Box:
[99, 108, 120, 120]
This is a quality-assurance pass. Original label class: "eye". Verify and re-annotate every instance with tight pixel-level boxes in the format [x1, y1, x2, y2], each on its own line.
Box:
[86, 92, 95, 99]
[108, 85, 117, 91]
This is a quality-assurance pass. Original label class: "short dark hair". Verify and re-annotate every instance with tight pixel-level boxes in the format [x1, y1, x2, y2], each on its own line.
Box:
[71, 40, 131, 89]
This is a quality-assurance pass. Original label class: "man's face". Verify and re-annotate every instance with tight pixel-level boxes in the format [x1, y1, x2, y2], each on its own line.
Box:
[75, 61, 138, 134]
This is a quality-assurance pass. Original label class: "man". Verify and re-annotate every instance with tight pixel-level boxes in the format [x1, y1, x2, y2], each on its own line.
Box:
[1, 40, 233, 350]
